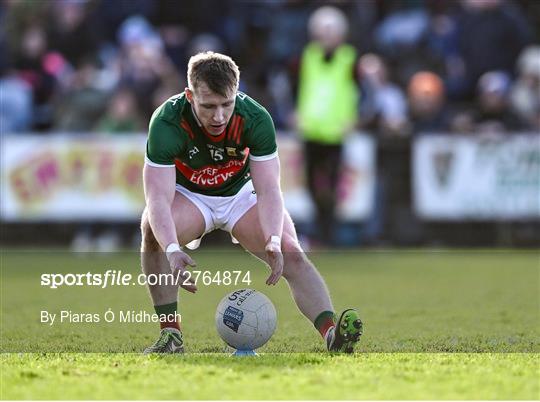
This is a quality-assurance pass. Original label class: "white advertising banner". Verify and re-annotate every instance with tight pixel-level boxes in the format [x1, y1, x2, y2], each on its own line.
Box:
[1, 134, 147, 221]
[278, 133, 376, 222]
[413, 134, 540, 220]
[336, 133, 376, 221]
[1, 133, 376, 222]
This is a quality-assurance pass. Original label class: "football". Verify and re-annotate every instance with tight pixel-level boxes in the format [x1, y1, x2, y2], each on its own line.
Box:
[215, 289, 277, 351]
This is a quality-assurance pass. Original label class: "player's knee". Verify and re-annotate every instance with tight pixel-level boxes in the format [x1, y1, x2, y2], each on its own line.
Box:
[282, 235, 303, 255]
[282, 254, 310, 280]
[282, 236, 310, 279]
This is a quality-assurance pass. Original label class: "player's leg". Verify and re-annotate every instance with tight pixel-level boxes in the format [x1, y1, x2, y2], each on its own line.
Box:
[141, 191, 206, 353]
[141, 192, 205, 304]
[232, 207, 332, 318]
[232, 205, 362, 352]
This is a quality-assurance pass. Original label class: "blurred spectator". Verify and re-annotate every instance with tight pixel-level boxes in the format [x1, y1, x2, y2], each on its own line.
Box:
[375, 6, 430, 54]
[53, 60, 108, 132]
[3, 0, 49, 56]
[510, 45, 540, 131]
[296, 6, 359, 245]
[116, 15, 178, 119]
[0, 73, 33, 133]
[357, 53, 408, 137]
[373, 2, 445, 87]
[407, 71, 451, 133]
[474, 70, 526, 133]
[187, 33, 225, 58]
[149, 0, 232, 69]
[454, 0, 532, 98]
[92, 0, 157, 44]
[346, 0, 379, 55]
[150, 74, 183, 111]
[154, 22, 189, 71]
[266, 1, 312, 65]
[47, 1, 99, 67]
[424, 8, 465, 99]
[12, 25, 58, 130]
[152, 0, 229, 37]
[96, 87, 143, 133]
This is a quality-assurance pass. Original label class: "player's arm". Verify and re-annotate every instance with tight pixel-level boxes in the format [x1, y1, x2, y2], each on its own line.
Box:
[143, 164, 197, 292]
[250, 157, 284, 285]
[143, 164, 178, 250]
[250, 157, 284, 243]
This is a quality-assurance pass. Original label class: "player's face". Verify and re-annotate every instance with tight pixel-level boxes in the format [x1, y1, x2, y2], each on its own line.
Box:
[186, 83, 236, 135]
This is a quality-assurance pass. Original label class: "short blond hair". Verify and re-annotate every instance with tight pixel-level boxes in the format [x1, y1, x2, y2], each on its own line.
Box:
[187, 51, 240, 97]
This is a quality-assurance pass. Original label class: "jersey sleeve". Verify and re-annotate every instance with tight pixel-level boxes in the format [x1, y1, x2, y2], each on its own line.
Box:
[246, 109, 278, 161]
[145, 117, 185, 167]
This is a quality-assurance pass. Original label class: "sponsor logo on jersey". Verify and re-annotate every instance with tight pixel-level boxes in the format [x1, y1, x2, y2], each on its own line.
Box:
[174, 148, 249, 188]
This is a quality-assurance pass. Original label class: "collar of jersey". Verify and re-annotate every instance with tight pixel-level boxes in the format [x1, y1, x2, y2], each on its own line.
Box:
[190, 104, 226, 142]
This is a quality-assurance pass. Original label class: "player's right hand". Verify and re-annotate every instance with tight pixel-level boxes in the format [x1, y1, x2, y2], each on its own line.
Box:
[168, 251, 198, 293]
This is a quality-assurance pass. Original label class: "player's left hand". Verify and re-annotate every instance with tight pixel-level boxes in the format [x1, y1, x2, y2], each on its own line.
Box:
[265, 237, 283, 285]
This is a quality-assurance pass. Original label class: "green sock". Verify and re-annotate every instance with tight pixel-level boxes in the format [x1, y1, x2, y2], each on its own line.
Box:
[154, 301, 180, 330]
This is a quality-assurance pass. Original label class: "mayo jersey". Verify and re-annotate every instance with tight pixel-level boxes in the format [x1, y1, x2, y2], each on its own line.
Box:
[145, 91, 277, 196]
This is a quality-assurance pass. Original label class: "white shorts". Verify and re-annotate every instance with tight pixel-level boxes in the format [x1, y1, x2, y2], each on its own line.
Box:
[175, 180, 257, 249]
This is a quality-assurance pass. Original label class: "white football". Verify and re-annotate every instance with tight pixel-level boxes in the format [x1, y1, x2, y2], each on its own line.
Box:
[215, 289, 277, 350]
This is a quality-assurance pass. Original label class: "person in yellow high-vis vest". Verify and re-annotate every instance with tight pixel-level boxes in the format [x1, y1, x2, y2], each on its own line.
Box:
[297, 6, 359, 245]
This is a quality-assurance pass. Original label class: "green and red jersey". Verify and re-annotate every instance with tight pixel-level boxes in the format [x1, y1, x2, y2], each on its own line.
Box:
[146, 91, 277, 196]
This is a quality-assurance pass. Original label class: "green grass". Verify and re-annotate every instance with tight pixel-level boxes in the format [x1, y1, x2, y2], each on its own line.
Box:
[1, 249, 539, 399]
[2, 353, 538, 400]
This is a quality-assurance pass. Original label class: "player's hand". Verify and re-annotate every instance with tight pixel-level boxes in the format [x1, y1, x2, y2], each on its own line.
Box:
[168, 250, 198, 293]
[265, 237, 283, 286]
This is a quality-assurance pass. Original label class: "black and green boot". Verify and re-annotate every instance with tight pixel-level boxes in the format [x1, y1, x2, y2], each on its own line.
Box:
[327, 309, 363, 353]
[144, 328, 184, 354]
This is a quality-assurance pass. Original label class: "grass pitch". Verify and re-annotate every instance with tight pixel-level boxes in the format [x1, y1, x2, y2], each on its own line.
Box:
[1, 249, 539, 399]
[2, 353, 538, 400]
